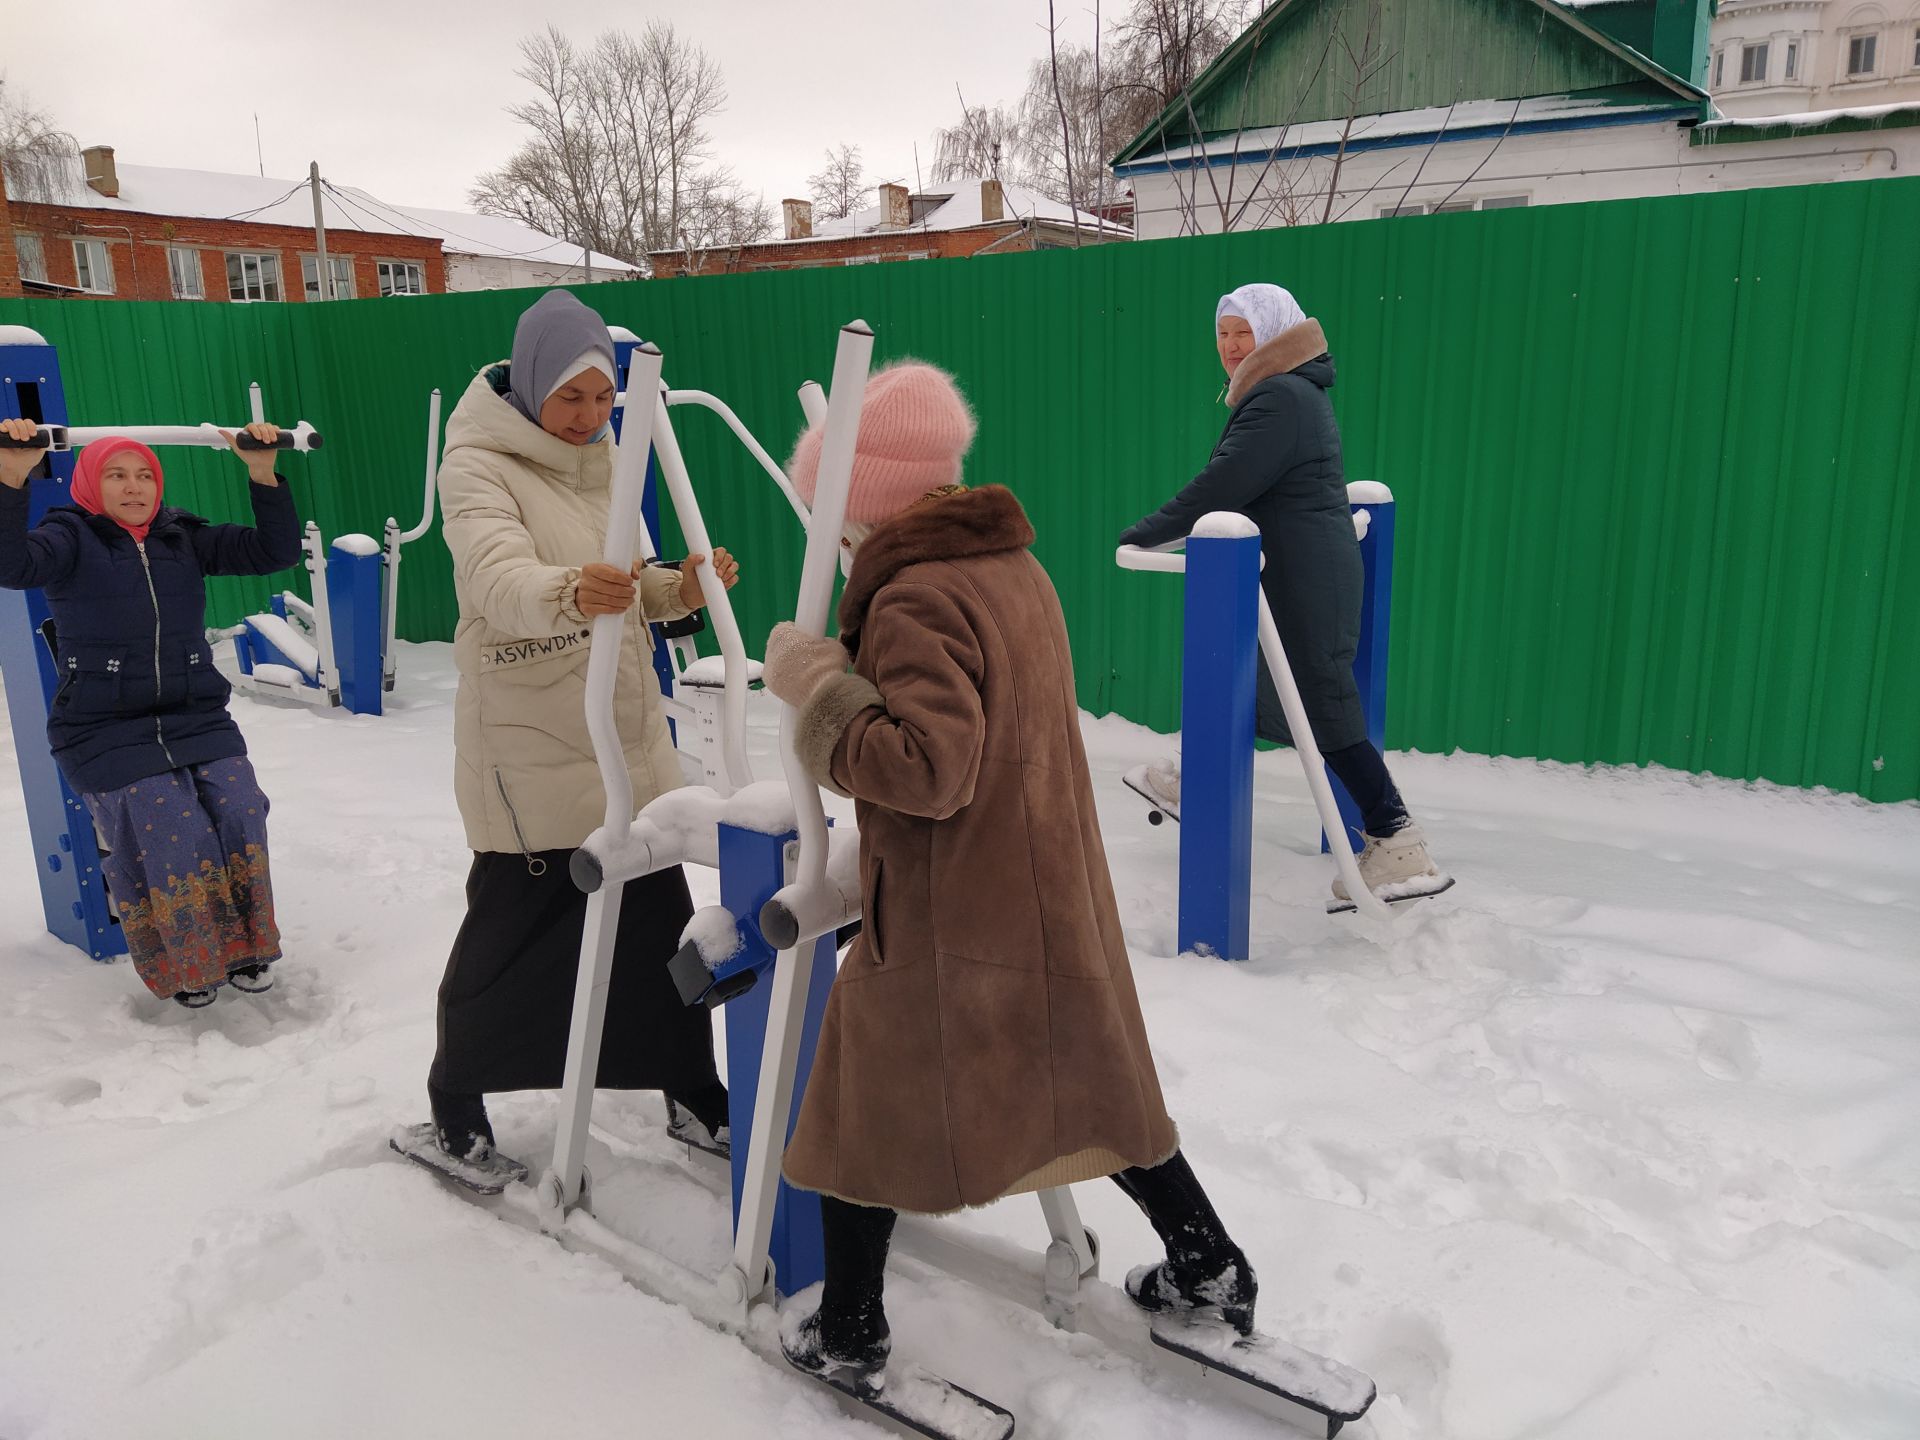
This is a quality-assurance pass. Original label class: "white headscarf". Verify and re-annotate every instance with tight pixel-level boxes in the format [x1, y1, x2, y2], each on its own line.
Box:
[1215, 284, 1307, 348]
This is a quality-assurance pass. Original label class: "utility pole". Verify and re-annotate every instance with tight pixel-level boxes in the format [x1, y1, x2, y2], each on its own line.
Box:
[309, 161, 332, 301]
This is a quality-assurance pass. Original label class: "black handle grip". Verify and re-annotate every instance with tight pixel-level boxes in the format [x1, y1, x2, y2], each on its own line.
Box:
[0, 428, 54, 450]
[235, 430, 322, 451]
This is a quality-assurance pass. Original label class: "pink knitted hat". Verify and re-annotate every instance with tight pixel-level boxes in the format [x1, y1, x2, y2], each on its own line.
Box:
[789, 361, 977, 525]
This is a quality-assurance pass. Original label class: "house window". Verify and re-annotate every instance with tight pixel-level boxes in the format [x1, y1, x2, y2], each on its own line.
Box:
[14, 233, 47, 284]
[1848, 33, 1878, 74]
[1380, 203, 1426, 218]
[166, 246, 203, 300]
[72, 238, 114, 294]
[1740, 42, 1770, 82]
[1479, 195, 1531, 210]
[226, 252, 283, 303]
[1912, 25, 1919, 66]
[301, 254, 356, 300]
[376, 260, 425, 296]
[1713, 49, 1726, 86]
[1786, 40, 1801, 78]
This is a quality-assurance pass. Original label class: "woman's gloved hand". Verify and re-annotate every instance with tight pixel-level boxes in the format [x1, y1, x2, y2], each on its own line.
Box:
[762, 622, 851, 708]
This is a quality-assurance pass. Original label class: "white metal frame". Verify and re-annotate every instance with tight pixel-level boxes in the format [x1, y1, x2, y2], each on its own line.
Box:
[380, 388, 442, 690]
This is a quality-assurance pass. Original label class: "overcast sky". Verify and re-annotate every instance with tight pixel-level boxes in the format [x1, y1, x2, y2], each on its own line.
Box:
[9, 0, 1080, 212]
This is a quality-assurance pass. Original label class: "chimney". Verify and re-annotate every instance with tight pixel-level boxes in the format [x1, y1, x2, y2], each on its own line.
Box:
[980, 178, 1005, 224]
[1650, 0, 1711, 88]
[82, 145, 119, 198]
[781, 198, 814, 240]
[878, 182, 910, 231]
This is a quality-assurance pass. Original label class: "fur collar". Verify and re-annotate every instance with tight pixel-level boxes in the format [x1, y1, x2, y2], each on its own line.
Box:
[1225, 318, 1329, 407]
[838, 485, 1035, 652]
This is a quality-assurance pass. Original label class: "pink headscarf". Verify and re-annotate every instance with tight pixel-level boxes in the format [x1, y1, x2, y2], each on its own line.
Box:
[71, 438, 165, 543]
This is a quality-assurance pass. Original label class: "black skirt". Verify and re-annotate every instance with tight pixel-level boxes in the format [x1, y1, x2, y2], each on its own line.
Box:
[429, 851, 720, 1096]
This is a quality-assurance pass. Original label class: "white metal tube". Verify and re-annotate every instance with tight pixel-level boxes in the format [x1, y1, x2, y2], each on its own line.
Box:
[303, 524, 340, 699]
[55, 421, 323, 452]
[664, 389, 812, 527]
[731, 321, 875, 1308]
[649, 390, 753, 798]
[584, 345, 666, 836]
[1254, 590, 1394, 920]
[248, 383, 265, 425]
[551, 342, 667, 1209]
[797, 380, 828, 428]
[400, 388, 442, 544]
[1114, 544, 1189, 574]
[552, 884, 625, 1206]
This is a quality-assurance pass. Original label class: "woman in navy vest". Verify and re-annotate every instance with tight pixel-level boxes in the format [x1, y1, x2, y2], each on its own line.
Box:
[0, 419, 302, 1007]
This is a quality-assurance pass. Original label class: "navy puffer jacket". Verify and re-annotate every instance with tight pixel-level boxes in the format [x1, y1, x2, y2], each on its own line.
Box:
[0, 480, 301, 792]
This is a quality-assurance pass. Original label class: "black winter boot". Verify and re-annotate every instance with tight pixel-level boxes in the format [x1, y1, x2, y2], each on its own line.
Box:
[1112, 1150, 1258, 1336]
[783, 1196, 897, 1393]
[428, 1082, 496, 1164]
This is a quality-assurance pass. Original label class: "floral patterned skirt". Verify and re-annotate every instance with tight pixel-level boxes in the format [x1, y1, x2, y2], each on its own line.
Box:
[82, 757, 281, 999]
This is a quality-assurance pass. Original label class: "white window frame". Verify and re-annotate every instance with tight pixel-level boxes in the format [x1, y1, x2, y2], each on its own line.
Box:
[376, 259, 426, 296]
[166, 245, 203, 300]
[1714, 48, 1726, 86]
[1846, 31, 1879, 76]
[1740, 42, 1771, 83]
[1785, 39, 1801, 79]
[14, 232, 47, 284]
[1479, 195, 1531, 210]
[1911, 24, 1919, 68]
[226, 251, 283, 303]
[71, 238, 114, 295]
[300, 253, 357, 301]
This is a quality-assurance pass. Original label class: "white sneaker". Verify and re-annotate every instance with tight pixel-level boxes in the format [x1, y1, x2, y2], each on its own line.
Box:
[1143, 758, 1181, 810]
[1331, 823, 1450, 902]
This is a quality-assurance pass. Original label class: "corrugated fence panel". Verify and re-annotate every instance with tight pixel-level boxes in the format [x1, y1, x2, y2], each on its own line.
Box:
[3, 174, 1916, 801]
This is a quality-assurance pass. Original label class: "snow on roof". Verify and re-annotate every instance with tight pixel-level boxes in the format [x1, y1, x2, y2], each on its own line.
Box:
[812, 178, 1129, 239]
[1119, 93, 1690, 168]
[1696, 100, 1920, 129]
[14, 159, 638, 273]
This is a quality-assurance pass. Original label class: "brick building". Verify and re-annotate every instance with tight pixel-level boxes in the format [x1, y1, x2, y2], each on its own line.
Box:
[651, 178, 1129, 278]
[1, 146, 635, 301]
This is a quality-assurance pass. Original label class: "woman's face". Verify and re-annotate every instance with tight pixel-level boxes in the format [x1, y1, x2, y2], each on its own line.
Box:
[100, 452, 160, 527]
[1216, 315, 1256, 376]
[538, 367, 617, 446]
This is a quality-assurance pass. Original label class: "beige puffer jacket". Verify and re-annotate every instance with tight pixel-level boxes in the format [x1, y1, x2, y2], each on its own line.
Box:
[439, 367, 693, 857]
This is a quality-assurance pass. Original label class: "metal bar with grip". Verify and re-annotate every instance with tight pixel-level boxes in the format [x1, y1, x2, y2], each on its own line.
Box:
[0, 422, 324, 452]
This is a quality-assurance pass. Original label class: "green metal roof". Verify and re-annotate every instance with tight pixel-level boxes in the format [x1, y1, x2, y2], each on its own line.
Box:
[1111, 0, 1708, 166]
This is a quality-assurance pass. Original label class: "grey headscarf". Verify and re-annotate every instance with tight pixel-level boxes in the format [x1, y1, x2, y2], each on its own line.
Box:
[506, 290, 618, 425]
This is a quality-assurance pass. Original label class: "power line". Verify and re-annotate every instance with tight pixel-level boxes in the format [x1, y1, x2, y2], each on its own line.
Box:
[324, 179, 627, 269]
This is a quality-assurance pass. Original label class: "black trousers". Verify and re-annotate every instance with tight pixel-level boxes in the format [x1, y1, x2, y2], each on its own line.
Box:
[1321, 740, 1410, 838]
[429, 851, 721, 1101]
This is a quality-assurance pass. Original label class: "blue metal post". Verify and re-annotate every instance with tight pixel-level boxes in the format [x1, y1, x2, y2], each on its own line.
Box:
[0, 334, 126, 960]
[326, 542, 385, 716]
[715, 822, 834, 1297]
[1180, 531, 1259, 961]
[1325, 499, 1396, 852]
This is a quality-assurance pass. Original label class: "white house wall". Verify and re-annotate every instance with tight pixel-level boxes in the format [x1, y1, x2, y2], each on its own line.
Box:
[1710, 0, 1920, 117]
[444, 254, 633, 292]
[1127, 119, 1917, 237]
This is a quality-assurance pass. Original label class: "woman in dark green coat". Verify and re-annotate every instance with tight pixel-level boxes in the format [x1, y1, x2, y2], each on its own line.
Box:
[1119, 283, 1448, 904]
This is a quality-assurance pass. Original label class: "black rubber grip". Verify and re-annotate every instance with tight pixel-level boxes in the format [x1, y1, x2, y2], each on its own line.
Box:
[0, 429, 53, 449]
[235, 430, 321, 451]
[569, 848, 605, 894]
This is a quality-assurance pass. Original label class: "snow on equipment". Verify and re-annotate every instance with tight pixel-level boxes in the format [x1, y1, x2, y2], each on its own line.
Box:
[209, 384, 434, 717]
[0, 325, 320, 963]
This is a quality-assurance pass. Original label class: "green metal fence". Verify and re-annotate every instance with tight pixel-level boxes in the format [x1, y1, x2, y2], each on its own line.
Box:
[4, 174, 1916, 802]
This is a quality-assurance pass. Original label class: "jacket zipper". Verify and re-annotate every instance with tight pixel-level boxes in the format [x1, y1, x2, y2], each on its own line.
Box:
[136, 541, 178, 769]
[493, 769, 547, 876]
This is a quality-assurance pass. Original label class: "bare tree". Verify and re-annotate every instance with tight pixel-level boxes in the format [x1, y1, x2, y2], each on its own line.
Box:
[1107, 0, 1248, 141]
[470, 23, 765, 264]
[0, 76, 79, 204]
[808, 144, 872, 221]
[930, 88, 1034, 187]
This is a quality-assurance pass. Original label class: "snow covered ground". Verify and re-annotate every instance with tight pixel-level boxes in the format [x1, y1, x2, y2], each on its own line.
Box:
[2, 643, 1916, 1440]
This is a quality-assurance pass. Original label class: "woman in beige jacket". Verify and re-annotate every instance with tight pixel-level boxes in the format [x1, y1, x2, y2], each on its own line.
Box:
[422, 291, 740, 1172]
